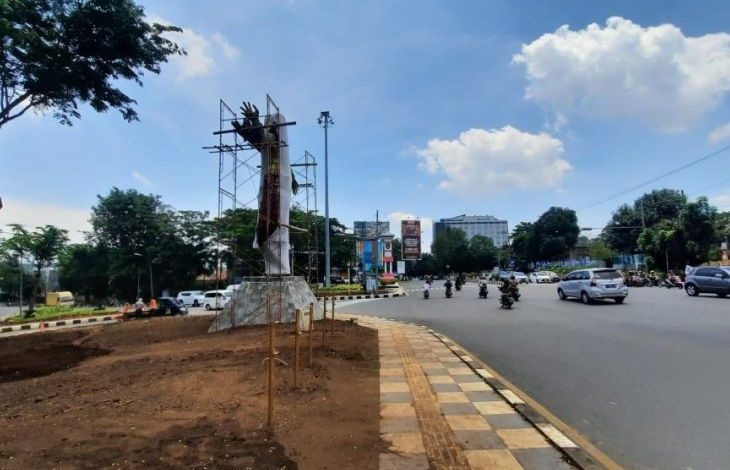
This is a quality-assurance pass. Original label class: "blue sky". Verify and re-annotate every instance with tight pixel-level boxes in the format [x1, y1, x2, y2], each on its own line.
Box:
[2, 0, 730, 248]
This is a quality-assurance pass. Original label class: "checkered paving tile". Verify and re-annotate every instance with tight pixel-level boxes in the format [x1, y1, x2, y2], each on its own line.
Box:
[349, 314, 580, 470]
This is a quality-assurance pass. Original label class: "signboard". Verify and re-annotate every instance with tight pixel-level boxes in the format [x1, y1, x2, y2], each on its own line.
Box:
[353, 221, 390, 238]
[397, 260, 406, 274]
[401, 220, 422, 260]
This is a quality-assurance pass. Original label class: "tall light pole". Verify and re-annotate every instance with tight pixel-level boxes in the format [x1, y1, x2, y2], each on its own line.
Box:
[318, 111, 334, 286]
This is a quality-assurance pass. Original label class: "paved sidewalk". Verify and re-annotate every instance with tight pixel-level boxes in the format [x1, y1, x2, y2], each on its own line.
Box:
[351, 315, 581, 470]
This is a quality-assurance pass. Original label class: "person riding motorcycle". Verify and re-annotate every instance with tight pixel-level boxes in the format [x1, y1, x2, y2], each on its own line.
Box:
[422, 281, 431, 299]
[499, 278, 514, 308]
[444, 277, 454, 298]
[478, 275, 488, 298]
[455, 275, 463, 291]
[508, 275, 520, 300]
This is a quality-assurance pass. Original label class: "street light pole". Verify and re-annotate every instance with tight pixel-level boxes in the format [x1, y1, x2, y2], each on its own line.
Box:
[17, 253, 22, 317]
[318, 111, 334, 286]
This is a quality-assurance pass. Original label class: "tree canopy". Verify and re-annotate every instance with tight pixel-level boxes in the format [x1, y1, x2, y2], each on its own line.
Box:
[0, 0, 184, 128]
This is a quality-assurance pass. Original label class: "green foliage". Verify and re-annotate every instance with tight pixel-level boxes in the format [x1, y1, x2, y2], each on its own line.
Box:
[605, 190, 717, 270]
[0, 251, 33, 301]
[532, 207, 580, 261]
[6, 305, 117, 324]
[510, 222, 536, 267]
[469, 235, 497, 271]
[587, 239, 615, 262]
[88, 188, 212, 299]
[431, 228, 470, 272]
[57, 243, 110, 302]
[1, 224, 69, 313]
[0, 0, 184, 128]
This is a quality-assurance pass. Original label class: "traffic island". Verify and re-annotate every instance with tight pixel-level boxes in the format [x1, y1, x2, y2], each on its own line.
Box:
[0, 316, 382, 469]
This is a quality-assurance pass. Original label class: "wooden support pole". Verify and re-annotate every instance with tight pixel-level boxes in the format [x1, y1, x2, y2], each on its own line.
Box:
[321, 298, 327, 347]
[308, 302, 314, 366]
[294, 309, 300, 388]
[331, 296, 335, 335]
[267, 294, 275, 427]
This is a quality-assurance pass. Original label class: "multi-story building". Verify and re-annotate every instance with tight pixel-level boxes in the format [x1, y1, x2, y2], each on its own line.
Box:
[433, 215, 509, 248]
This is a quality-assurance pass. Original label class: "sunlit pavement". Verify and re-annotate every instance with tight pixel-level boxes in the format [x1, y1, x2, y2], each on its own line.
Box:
[343, 281, 730, 470]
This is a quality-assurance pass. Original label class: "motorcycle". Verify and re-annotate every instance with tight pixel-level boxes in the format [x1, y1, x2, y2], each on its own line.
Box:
[423, 289, 430, 299]
[510, 288, 521, 302]
[500, 292, 514, 309]
[479, 284, 488, 299]
[455, 281, 462, 291]
[445, 287, 453, 298]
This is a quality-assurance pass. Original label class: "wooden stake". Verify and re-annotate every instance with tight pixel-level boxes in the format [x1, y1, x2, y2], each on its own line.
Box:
[331, 296, 335, 335]
[294, 309, 300, 388]
[267, 294, 275, 427]
[321, 297, 327, 347]
[308, 302, 314, 365]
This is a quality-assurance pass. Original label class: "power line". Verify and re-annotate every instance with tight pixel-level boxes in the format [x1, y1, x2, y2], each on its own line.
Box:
[577, 144, 730, 212]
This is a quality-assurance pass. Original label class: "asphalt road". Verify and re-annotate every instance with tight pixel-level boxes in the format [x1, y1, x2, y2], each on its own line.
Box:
[344, 281, 730, 470]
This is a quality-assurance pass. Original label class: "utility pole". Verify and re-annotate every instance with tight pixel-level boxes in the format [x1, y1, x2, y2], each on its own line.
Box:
[17, 253, 22, 317]
[318, 111, 334, 286]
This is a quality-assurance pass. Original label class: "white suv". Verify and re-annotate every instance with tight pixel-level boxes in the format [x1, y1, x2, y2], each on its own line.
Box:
[557, 268, 628, 304]
[203, 290, 232, 310]
[176, 290, 205, 307]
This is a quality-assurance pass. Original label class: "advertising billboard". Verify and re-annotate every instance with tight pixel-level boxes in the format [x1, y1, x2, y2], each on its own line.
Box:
[353, 221, 390, 238]
[401, 220, 421, 260]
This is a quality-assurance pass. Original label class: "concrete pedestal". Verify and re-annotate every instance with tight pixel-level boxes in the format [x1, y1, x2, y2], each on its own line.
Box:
[208, 276, 322, 333]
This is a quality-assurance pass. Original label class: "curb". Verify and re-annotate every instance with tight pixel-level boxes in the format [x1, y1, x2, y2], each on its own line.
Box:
[0, 314, 123, 334]
[429, 331, 617, 470]
[316, 291, 408, 302]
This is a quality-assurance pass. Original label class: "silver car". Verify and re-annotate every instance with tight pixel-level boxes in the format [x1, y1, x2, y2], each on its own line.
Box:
[685, 267, 730, 298]
[558, 268, 628, 304]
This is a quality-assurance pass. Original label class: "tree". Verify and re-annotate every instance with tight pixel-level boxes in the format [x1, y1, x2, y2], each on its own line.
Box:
[532, 207, 579, 261]
[0, 251, 33, 302]
[510, 222, 536, 268]
[587, 238, 615, 263]
[0, 0, 184, 128]
[90, 188, 212, 299]
[57, 243, 110, 302]
[469, 235, 497, 271]
[431, 228, 470, 273]
[679, 197, 716, 266]
[1, 224, 68, 314]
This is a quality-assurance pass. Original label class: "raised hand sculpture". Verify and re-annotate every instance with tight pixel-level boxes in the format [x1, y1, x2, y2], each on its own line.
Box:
[232, 101, 295, 276]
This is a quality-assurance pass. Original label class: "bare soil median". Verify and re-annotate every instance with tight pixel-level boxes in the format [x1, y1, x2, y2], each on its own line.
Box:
[0, 316, 381, 469]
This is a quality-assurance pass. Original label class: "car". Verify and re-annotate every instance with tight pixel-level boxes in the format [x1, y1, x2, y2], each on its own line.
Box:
[529, 271, 552, 283]
[684, 266, 730, 297]
[225, 284, 240, 292]
[176, 290, 205, 307]
[545, 271, 561, 283]
[157, 297, 188, 315]
[557, 268, 628, 304]
[203, 290, 232, 310]
[331, 276, 345, 284]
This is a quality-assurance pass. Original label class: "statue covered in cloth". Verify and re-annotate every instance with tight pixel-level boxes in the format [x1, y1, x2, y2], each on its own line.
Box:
[232, 102, 298, 276]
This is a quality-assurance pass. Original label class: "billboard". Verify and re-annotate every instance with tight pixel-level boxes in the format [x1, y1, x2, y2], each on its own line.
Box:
[353, 221, 390, 238]
[401, 220, 422, 260]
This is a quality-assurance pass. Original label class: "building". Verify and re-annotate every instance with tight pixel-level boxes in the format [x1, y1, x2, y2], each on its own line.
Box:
[433, 215, 509, 247]
[354, 221, 394, 276]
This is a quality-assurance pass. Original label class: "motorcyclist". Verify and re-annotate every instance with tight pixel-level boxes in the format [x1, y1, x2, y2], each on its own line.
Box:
[422, 281, 431, 299]
[444, 277, 453, 297]
[478, 275, 488, 298]
[499, 278, 513, 307]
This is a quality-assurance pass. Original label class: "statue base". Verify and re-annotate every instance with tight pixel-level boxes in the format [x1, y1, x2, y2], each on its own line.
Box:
[208, 276, 322, 333]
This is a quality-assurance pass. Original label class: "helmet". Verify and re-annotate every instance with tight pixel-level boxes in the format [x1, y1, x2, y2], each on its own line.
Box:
[510, 275, 515, 280]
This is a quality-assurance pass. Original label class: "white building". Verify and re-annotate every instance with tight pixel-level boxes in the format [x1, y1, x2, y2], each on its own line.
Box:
[433, 215, 509, 248]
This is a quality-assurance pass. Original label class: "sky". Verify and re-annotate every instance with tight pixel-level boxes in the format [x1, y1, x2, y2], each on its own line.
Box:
[2, 0, 730, 249]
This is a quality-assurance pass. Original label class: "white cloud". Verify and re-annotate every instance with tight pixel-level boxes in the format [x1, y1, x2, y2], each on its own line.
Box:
[708, 123, 730, 144]
[513, 17, 730, 132]
[415, 126, 570, 196]
[710, 193, 730, 209]
[0, 199, 91, 243]
[150, 17, 239, 80]
[131, 171, 153, 187]
[388, 212, 434, 253]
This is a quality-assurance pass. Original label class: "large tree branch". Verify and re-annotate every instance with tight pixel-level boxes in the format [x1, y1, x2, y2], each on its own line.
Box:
[0, 90, 32, 122]
[0, 97, 37, 128]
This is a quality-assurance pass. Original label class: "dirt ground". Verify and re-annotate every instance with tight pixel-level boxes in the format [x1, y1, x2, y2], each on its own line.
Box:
[0, 316, 381, 470]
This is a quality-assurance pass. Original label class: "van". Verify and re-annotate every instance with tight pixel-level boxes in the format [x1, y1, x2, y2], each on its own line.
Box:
[46, 291, 74, 307]
[203, 290, 231, 310]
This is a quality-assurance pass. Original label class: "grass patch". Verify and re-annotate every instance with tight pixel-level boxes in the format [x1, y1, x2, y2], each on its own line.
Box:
[5, 306, 118, 324]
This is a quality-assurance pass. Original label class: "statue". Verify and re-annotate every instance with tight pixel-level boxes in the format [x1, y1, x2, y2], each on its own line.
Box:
[232, 102, 297, 276]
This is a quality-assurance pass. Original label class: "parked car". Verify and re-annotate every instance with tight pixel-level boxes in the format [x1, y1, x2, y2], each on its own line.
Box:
[225, 284, 240, 292]
[545, 271, 561, 283]
[176, 290, 205, 307]
[685, 267, 730, 297]
[511, 271, 529, 284]
[157, 297, 188, 315]
[203, 290, 232, 310]
[529, 271, 552, 283]
[557, 268, 628, 304]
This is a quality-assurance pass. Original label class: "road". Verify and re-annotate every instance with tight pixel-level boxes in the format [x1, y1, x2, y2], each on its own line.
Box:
[344, 281, 730, 470]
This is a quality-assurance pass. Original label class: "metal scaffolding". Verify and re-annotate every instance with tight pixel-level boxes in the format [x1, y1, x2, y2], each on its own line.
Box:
[202, 96, 319, 287]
